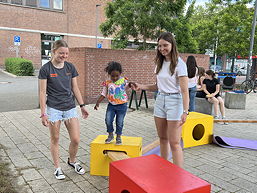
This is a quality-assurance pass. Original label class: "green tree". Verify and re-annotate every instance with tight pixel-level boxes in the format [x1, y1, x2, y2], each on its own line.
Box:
[189, 0, 255, 57]
[100, 0, 186, 50]
[168, 0, 198, 53]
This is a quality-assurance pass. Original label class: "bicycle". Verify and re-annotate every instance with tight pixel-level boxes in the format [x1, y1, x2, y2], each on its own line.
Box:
[240, 71, 257, 94]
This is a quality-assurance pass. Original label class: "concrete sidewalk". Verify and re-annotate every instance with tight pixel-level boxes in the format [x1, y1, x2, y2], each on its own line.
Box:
[1, 94, 257, 193]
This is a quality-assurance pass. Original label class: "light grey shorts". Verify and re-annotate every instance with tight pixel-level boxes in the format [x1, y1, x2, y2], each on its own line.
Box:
[154, 93, 183, 121]
[47, 106, 78, 122]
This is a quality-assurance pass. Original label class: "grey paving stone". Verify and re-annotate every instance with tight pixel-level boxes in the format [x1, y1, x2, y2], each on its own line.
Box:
[28, 178, 52, 192]
[230, 178, 257, 192]
[21, 168, 42, 182]
[52, 181, 82, 193]
[24, 151, 46, 160]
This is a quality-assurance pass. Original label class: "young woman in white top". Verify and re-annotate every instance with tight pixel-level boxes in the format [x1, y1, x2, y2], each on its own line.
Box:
[133, 32, 189, 168]
[186, 56, 198, 112]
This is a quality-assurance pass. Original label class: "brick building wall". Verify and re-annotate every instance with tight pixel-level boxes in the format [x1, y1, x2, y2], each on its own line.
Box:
[69, 47, 210, 104]
[0, 0, 110, 69]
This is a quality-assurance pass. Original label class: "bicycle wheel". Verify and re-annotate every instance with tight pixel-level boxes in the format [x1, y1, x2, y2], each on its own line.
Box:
[240, 80, 253, 94]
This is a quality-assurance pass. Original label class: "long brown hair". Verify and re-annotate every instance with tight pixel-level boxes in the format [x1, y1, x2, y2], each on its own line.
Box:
[197, 67, 205, 85]
[155, 32, 178, 75]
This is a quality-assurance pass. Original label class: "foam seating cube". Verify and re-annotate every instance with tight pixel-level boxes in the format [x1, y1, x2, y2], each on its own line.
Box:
[90, 135, 142, 176]
[195, 97, 213, 115]
[225, 91, 246, 109]
[109, 154, 211, 193]
[182, 112, 213, 148]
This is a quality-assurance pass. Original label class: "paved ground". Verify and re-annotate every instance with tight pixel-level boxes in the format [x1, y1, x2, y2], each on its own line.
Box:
[1, 92, 257, 193]
[0, 70, 38, 112]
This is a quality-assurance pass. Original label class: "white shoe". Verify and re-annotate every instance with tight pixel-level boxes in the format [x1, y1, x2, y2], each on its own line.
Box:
[54, 168, 65, 180]
[68, 158, 85, 175]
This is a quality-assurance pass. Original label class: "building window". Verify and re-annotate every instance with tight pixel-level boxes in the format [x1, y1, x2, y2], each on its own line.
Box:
[4, 0, 63, 11]
[39, 0, 50, 8]
[26, 0, 37, 7]
[11, 0, 22, 5]
[53, 0, 62, 10]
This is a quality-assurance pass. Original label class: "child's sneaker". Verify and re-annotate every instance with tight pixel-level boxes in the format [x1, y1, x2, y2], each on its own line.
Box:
[54, 167, 65, 180]
[105, 133, 114, 144]
[214, 115, 220, 119]
[116, 135, 122, 145]
[67, 158, 85, 175]
[222, 116, 228, 125]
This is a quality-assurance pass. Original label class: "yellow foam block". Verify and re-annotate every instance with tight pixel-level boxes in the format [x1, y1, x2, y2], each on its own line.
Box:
[182, 112, 213, 148]
[90, 135, 142, 176]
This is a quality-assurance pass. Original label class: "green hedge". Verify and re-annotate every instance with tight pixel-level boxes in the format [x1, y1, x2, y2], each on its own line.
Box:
[5, 57, 34, 76]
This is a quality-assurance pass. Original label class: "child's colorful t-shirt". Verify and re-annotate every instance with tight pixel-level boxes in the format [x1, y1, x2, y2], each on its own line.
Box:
[101, 77, 128, 105]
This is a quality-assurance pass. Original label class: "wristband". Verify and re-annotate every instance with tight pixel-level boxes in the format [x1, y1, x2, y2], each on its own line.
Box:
[40, 113, 47, 118]
[80, 104, 85, 108]
[183, 110, 189, 115]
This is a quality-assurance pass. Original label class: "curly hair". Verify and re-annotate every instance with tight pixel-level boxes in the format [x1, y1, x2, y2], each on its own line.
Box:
[105, 61, 122, 75]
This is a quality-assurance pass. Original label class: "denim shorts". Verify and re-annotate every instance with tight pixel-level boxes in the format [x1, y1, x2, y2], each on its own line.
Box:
[154, 93, 183, 120]
[47, 106, 78, 122]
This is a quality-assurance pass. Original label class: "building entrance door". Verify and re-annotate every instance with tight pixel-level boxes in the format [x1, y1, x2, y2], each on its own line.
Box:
[41, 34, 63, 65]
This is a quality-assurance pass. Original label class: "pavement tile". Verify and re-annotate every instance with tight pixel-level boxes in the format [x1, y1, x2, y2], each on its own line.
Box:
[21, 168, 42, 182]
[51, 181, 82, 193]
[1, 93, 257, 193]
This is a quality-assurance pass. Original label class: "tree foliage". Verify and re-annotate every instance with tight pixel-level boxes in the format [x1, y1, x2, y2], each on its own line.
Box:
[100, 0, 186, 50]
[189, 0, 255, 57]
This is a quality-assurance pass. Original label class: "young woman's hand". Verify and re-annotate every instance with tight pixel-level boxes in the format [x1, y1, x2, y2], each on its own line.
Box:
[206, 93, 214, 98]
[41, 116, 49, 127]
[94, 104, 99, 110]
[180, 113, 187, 126]
[81, 107, 89, 119]
[132, 83, 142, 91]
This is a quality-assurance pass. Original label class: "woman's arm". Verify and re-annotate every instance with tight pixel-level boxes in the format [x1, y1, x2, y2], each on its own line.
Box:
[133, 77, 158, 91]
[71, 77, 89, 119]
[179, 76, 189, 124]
[212, 84, 220, 96]
[202, 84, 211, 95]
[38, 79, 48, 126]
[137, 83, 158, 91]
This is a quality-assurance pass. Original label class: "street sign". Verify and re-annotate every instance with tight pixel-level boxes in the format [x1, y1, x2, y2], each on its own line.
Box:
[14, 36, 21, 46]
[97, 43, 102, 48]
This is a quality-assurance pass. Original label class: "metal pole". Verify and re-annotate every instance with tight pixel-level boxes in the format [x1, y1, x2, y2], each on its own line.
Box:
[246, 0, 257, 80]
[96, 4, 101, 48]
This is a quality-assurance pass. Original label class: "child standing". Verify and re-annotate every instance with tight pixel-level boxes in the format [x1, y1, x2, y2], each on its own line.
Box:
[94, 61, 130, 145]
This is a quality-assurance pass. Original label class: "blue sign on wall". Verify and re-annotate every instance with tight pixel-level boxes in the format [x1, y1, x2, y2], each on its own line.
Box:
[14, 36, 21, 46]
[97, 43, 102, 48]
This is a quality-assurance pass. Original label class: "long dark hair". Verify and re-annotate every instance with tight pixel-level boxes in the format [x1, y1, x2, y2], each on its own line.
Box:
[186, 55, 198, 78]
[155, 32, 178, 75]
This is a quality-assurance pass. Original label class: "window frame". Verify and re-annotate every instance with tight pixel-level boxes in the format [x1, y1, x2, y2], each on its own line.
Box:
[0, 0, 63, 11]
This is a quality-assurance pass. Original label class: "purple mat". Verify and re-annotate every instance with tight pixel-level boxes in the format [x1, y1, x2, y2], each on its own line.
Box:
[213, 135, 257, 150]
[142, 140, 185, 159]
[143, 145, 173, 160]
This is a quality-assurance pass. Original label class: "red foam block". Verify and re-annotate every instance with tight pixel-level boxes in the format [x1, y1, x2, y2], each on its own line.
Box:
[109, 154, 210, 193]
